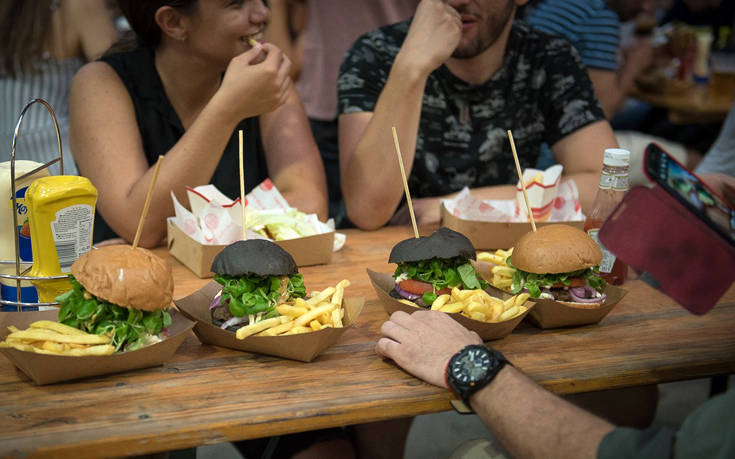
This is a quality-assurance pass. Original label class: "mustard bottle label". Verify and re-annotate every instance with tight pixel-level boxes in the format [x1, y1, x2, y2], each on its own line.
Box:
[50, 204, 94, 272]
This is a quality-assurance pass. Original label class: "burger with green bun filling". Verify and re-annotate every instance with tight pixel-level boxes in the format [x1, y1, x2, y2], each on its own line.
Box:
[509, 224, 607, 304]
[389, 227, 488, 308]
[209, 239, 306, 331]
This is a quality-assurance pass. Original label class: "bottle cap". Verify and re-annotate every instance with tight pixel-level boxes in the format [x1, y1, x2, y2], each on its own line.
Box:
[603, 148, 630, 167]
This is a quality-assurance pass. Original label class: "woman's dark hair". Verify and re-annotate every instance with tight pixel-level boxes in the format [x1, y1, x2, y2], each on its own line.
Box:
[116, 0, 198, 48]
[0, 0, 54, 78]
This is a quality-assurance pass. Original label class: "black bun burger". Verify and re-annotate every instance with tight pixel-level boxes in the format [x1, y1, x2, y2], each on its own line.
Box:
[209, 239, 306, 331]
[509, 224, 606, 304]
[389, 227, 488, 307]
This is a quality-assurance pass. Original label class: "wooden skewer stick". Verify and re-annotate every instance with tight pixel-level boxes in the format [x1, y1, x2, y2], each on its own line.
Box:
[507, 130, 537, 232]
[239, 130, 247, 241]
[392, 126, 419, 239]
[132, 155, 163, 249]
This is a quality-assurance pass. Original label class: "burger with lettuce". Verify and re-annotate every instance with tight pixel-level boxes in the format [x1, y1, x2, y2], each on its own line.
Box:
[509, 224, 606, 305]
[389, 227, 488, 308]
[208, 240, 306, 331]
[56, 245, 173, 352]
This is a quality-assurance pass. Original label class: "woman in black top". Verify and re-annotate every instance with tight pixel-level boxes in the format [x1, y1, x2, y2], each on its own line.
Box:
[69, 0, 327, 247]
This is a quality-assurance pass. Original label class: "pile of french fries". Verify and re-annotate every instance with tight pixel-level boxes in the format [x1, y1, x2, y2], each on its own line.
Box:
[478, 248, 515, 291]
[398, 287, 530, 323]
[236, 280, 350, 339]
[0, 320, 115, 356]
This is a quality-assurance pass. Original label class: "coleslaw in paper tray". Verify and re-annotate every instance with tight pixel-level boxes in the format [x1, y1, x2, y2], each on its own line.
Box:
[170, 179, 345, 251]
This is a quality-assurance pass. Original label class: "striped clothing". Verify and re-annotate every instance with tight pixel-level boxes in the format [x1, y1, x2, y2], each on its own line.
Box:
[1, 58, 82, 175]
[526, 0, 620, 71]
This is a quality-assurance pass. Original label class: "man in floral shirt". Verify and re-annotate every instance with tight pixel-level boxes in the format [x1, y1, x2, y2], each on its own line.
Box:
[337, 0, 617, 229]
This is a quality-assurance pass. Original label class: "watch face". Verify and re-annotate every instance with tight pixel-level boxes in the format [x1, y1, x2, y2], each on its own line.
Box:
[451, 347, 491, 385]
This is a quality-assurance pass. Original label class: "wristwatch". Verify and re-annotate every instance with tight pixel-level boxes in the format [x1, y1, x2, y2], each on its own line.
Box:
[445, 344, 509, 413]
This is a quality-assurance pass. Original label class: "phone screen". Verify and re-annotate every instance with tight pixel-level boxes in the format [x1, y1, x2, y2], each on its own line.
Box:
[650, 145, 735, 243]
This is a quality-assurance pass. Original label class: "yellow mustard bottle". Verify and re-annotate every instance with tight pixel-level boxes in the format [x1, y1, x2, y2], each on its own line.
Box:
[26, 176, 98, 302]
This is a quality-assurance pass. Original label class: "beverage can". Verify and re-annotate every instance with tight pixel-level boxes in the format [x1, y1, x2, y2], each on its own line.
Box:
[0, 160, 49, 310]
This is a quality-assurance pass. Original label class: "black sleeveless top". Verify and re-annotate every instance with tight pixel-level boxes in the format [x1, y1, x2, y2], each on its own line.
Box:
[93, 47, 268, 243]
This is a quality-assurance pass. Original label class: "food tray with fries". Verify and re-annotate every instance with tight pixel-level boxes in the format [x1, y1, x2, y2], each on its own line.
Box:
[367, 269, 534, 341]
[0, 309, 194, 385]
[175, 280, 364, 362]
[476, 249, 627, 329]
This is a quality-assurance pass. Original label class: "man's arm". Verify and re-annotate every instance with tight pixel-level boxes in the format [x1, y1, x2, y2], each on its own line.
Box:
[338, 0, 461, 230]
[588, 37, 653, 118]
[552, 120, 616, 212]
[376, 310, 615, 459]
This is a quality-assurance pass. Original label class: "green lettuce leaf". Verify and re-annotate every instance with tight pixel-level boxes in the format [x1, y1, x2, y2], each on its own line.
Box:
[393, 257, 489, 299]
[509, 267, 606, 299]
[214, 272, 305, 317]
[55, 275, 171, 352]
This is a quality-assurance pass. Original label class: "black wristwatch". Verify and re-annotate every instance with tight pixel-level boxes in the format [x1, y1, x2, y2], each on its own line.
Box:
[445, 345, 509, 413]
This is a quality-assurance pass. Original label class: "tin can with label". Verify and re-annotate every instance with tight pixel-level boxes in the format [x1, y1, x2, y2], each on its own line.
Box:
[0, 160, 50, 309]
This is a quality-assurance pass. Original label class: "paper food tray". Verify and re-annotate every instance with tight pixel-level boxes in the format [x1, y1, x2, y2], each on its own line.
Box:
[0, 309, 194, 385]
[167, 218, 334, 278]
[175, 281, 364, 362]
[367, 269, 532, 341]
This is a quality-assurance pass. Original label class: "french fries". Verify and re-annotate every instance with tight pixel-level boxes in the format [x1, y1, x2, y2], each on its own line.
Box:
[237, 279, 351, 339]
[477, 248, 515, 291]
[405, 287, 530, 323]
[0, 321, 115, 356]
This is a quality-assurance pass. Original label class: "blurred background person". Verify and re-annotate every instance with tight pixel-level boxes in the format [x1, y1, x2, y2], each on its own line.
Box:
[526, 0, 655, 119]
[267, 0, 420, 228]
[264, 0, 306, 81]
[0, 0, 118, 175]
[524, 0, 708, 186]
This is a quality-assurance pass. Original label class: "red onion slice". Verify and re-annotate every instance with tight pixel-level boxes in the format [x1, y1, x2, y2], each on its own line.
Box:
[394, 284, 421, 301]
[569, 286, 606, 304]
[209, 290, 223, 310]
[221, 316, 248, 330]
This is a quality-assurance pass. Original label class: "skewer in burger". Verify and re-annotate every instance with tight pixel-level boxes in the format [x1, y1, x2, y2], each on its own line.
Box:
[55, 245, 174, 352]
[389, 227, 488, 307]
[209, 240, 306, 331]
[509, 225, 606, 304]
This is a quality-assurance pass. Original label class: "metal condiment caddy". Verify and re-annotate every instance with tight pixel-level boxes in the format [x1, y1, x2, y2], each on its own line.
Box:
[1, 98, 69, 311]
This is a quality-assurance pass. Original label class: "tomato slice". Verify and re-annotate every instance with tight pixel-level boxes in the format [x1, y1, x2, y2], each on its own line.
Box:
[551, 277, 586, 288]
[398, 279, 433, 295]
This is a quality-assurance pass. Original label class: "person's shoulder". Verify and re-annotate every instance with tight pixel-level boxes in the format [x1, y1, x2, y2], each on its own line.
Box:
[71, 60, 124, 98]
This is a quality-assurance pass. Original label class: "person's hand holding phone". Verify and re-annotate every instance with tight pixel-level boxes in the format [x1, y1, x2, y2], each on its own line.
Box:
[698, 173, 735, 208]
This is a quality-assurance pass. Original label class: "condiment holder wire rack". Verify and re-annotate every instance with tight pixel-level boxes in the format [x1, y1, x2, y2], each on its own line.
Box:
[1, 98, 69, 311]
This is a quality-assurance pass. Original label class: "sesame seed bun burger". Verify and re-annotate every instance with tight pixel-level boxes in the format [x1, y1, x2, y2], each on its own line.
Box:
[509, 225, 607, 304]
[389, 227, 488, 307]
[209, 240, 306, 331]
[56, 245, 174, 352]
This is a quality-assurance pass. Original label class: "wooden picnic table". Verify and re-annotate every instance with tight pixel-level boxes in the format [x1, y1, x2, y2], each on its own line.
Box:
[1, 225, 734, 458]
[629, 72, 735, 124]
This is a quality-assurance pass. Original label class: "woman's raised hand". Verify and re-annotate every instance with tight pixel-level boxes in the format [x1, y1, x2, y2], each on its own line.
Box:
[216, 43, 292, 121]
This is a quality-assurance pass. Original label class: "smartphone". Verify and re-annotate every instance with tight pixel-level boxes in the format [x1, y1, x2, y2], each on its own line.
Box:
[599, 186, 735, 315]
[644, 142, 735, 246]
